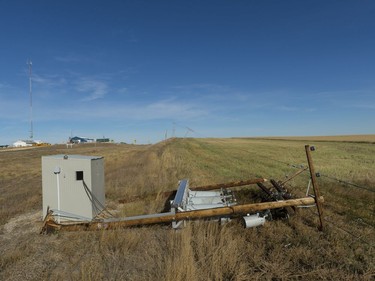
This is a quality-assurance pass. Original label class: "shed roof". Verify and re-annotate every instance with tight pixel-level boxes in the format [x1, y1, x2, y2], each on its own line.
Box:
[42, 154, 103, 160]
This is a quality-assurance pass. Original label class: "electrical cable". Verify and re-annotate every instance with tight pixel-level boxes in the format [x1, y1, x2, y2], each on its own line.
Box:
[173, 122, 374, 238]
[203, 136, 373, 194]
[174, 122, 373, 196]
[320, 174, 375, 193]
[306, 209, 374, 247]
[82, 180, 115, 219]
[49, 209, 92, 222]
[323, 216, 374, 247]
[84, 181, 113, 218]
[173, 121, 307, 172]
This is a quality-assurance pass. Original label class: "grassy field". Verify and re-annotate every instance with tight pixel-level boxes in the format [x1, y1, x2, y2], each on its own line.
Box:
[251, 134, 375, 143]
[0, 137, 374, 280]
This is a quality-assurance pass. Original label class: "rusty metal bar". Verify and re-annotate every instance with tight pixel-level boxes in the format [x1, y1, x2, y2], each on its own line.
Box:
[305, 145, 324, 231]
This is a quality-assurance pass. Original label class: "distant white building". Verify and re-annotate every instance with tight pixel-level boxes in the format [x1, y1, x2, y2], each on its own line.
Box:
[13, 140, 33, 147]
[68, 136, 94, 144]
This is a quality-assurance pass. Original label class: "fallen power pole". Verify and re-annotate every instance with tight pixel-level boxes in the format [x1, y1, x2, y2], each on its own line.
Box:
[41, 145, 324, 233]
[42, 196, 323, 232]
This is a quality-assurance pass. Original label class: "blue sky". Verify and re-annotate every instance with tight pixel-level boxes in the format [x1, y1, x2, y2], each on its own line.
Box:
[0, 1, 374, 144]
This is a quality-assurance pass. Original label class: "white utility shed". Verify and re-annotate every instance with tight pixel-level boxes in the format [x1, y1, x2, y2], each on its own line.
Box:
[42, 155, 105, 221]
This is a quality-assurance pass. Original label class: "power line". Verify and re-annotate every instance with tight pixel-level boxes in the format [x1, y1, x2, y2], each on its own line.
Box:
[172, 122, 374, 239]
[324, 217, 373, 247]
[307, 209, 374, 247]
[171, 122, 310, 183]
[177, 122, 305, 169]
[172, 122, 374, 244]
[173, 122, 374, 195]
[320, 174, 375, 193]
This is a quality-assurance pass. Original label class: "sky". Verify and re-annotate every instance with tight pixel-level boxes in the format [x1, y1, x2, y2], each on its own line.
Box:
[0, 0, 374, 144]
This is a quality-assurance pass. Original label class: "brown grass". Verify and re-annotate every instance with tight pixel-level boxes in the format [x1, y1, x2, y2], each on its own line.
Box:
[250, 134, 375, 143]
[0, 138, 374, 280]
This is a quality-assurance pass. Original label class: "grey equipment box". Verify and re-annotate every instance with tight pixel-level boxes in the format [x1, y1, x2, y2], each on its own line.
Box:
[42, 155, 105, 221]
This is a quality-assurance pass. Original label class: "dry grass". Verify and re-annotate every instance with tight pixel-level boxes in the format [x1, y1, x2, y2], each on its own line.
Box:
[251, 134, 375, 143]
[0, 138, 374, 280]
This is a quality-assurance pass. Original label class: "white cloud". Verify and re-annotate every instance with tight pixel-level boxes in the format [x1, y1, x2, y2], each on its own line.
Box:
[28, 98, 208, 123]
[0, 100, 28, 119]
[350, 103, 375, 110]
[117, 87, 128, 94]
[54, 55, 81, 63]
[76, 78, 108, 101]
[0, 82, 10, 89]
[279, 106, 298, 112]
[32, 74, 67, 88]
[321, 89, 375, 110]
[54, 53, 93, 63]
[171, 83, 229, 91]
[143, 99, 207, 120]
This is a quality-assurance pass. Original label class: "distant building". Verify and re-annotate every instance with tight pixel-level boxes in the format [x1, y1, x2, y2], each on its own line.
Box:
[69, 136, 87, 144]
[96, 138, 110, 143]
[13, 140, 34, 147]
[68, 136, 94, 144]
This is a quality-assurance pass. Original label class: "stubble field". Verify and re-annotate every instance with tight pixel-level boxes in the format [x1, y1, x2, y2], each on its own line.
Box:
[0, 136, 374, 280]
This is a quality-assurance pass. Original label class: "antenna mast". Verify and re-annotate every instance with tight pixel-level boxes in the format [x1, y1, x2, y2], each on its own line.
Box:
[27, 59, 33, 139]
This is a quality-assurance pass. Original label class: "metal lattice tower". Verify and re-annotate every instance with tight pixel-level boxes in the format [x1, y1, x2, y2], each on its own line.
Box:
[27, 59, 33, 139]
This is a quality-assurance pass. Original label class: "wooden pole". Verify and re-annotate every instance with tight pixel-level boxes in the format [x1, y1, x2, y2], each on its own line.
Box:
[47, 196, 323, 232]
[118, 178, 266, 204]
[280, 167, 308, 186]
[305, 145, 324, 231]
[191, 178, 267, 191]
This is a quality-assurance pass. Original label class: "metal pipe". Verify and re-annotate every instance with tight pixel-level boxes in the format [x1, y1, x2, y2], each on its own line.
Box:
[54, 166, 61, 223]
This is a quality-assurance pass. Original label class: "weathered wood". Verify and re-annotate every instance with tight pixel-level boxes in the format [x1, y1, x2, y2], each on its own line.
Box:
[117, 178, 266, 204]
[191, 178, 267, 191]
[48, 196, 323, 232]
[305, 145, 324, 231]
[40, 207, 53, 234]
[280, 167, 308, 186]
